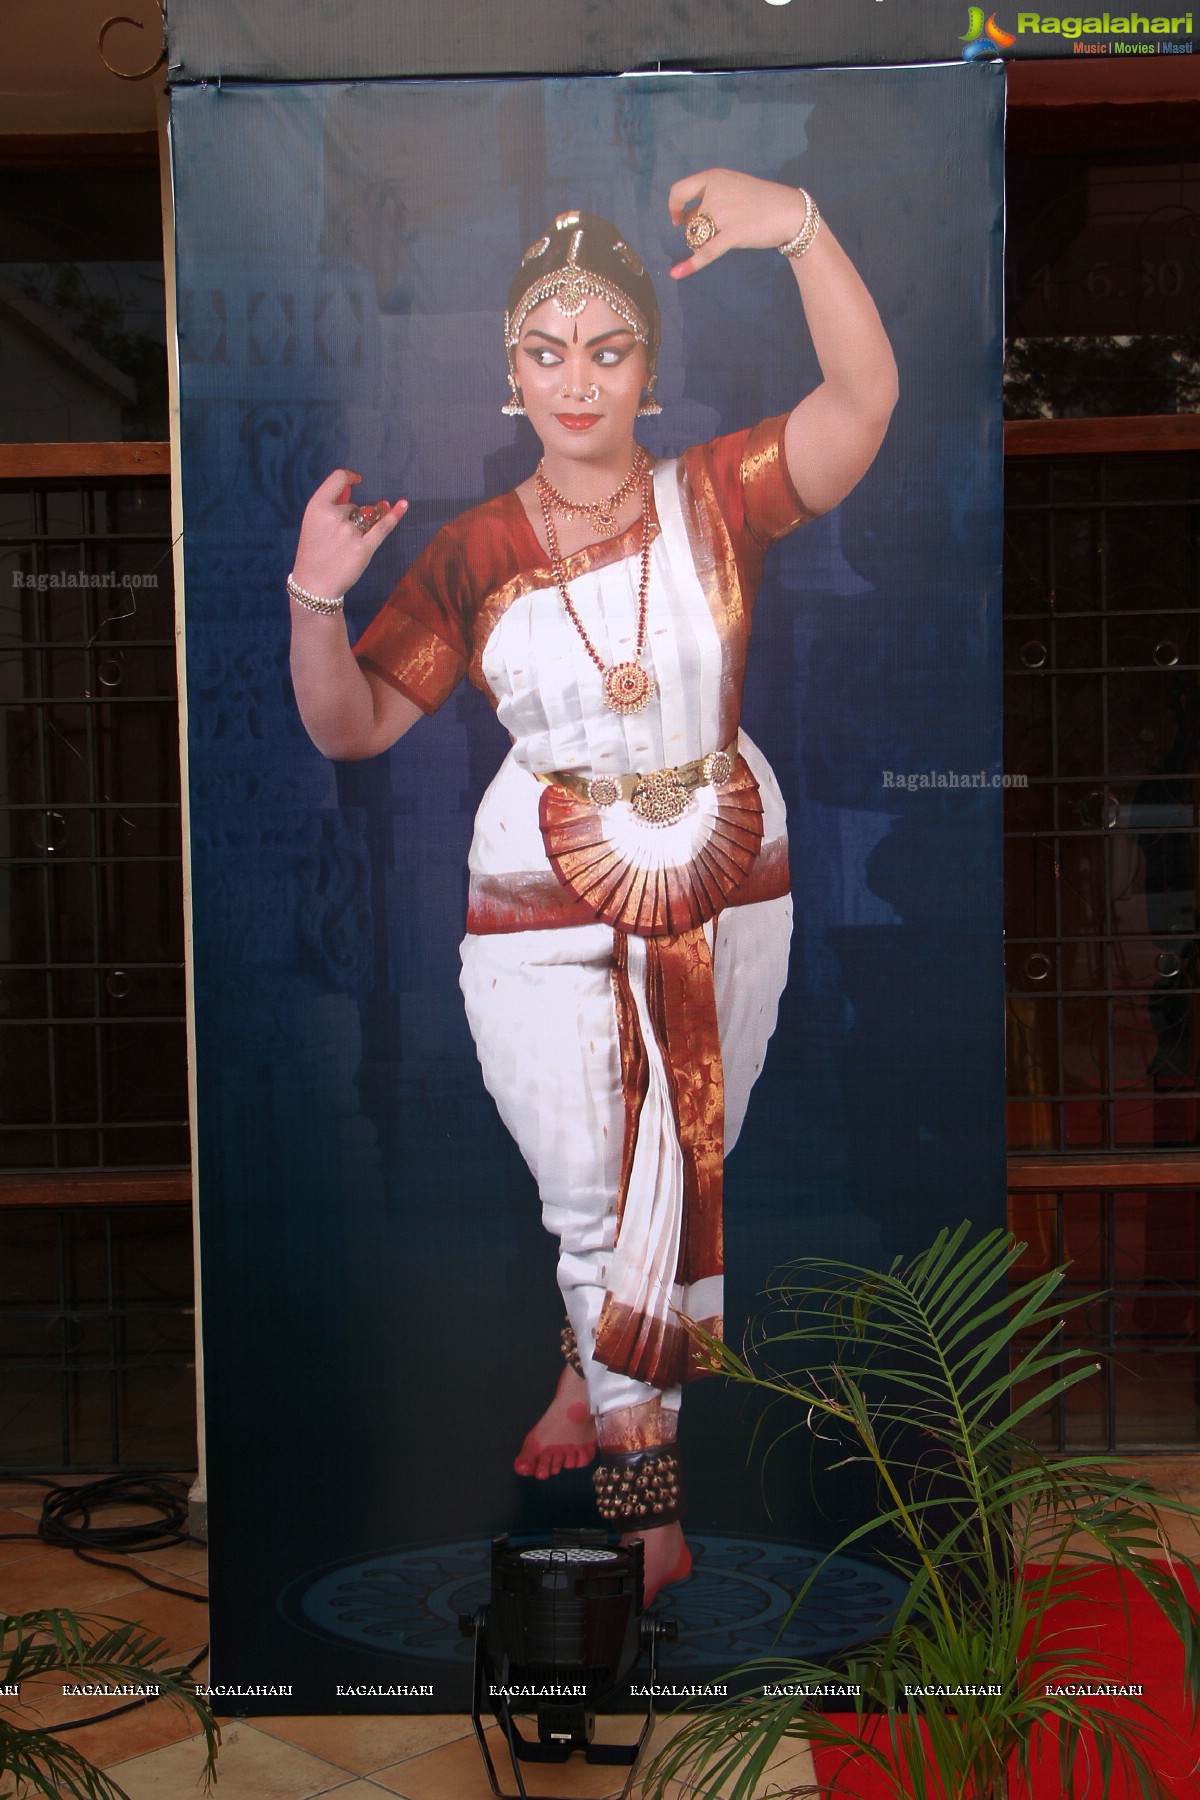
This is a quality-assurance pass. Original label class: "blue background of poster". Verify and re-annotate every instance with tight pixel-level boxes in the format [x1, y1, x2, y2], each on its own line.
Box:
[172, 63, 1006, 1707]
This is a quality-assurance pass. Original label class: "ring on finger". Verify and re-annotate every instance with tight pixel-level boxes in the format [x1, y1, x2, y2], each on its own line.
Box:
[348, 504, 380, 534]
[685, 212, 717, 251]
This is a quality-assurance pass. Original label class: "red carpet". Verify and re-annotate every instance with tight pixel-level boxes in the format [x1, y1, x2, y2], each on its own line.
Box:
[809, 1565, 1200, 1799]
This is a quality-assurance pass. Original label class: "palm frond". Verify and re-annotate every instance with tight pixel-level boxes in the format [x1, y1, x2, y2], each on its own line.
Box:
[0, 1609, 218, 1797]
[652, 1225, 1200, 1800]
[0, 1721, 140, 1800]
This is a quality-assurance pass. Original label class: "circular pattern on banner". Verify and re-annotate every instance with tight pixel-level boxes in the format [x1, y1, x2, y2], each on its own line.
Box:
[280, 1535, 906, 1668]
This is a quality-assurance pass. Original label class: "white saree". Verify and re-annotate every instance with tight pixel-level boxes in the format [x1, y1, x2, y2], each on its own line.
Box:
[458, 459, 792, 1419]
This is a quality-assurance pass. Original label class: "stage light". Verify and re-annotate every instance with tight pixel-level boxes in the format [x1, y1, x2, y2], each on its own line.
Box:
[459, 1528, 676, 1800]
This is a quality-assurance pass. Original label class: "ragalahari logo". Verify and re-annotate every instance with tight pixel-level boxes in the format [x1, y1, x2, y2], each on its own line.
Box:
[962, 7, 1019, 53]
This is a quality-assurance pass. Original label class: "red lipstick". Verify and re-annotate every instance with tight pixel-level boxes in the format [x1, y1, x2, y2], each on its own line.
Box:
[554, 413, 601, 431]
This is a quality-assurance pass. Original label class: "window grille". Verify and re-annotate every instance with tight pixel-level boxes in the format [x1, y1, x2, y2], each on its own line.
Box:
[0, 477, 188, 1172]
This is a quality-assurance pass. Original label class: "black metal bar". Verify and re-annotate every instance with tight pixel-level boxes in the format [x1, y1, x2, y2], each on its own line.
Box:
[1, 803, 181, 811]
[0, 1119, 189, 1133]
[105, 1210, 120, 1465]
[1048, 491, 1065, 1154]
[1007, 606, 1200, 622]
[1098, 465, 1115, 1154]
[83, 538, 107, 1182]
[1105, 1191, 1118, 1451]
[56, 1207, 71, 1465]
[0, 1018, 186, 1029]
[1, 856, 184, 866]
[1055, 1193, 1067, 1451]
[1, 959, 183, 968]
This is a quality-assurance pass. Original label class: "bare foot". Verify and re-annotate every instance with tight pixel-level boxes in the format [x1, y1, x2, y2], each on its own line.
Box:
[625, 1520, 692, 1605]
[514, 1365, 596, 1478]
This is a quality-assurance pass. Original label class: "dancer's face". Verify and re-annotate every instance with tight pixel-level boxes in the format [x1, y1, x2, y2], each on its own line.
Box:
[516, 294, 648, 465]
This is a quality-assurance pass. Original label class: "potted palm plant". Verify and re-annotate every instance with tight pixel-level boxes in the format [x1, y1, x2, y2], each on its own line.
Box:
[647, 1223, 1200, 1800]
[0, 1609, 218, 1800]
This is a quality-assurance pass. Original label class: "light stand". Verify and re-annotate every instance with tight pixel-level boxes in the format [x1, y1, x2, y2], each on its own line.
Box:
[459, 1529, 677, 1800]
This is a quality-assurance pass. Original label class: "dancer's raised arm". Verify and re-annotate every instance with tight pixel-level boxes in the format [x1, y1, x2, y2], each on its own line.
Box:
[668, 168, 898, 518]
[288, 469, 419, 760]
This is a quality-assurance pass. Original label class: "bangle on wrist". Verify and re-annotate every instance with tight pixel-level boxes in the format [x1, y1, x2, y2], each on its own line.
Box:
[778, 188, 821, 260]
[287, 573, 345, 615]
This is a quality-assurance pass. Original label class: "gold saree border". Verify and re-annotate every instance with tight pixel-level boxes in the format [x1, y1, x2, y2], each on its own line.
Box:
[593, 924, 725, 1391]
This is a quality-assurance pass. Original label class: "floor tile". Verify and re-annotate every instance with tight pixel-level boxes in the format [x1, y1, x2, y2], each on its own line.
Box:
[0, 1550, 151, 1612]
[371, 1722, 656, 1800]
[249, 1712, 471, 1776]
[0, 1543, 205, 1612]
[319, 1785, 453, 1799]
[0, 1507, 53, 1568]
[0, 1485, 54, 1511]
[102, 1718, 351, 1799]
[77, 1574, 208, 1653]
[129, 1540, 209, 1584]
[54, 1689, 212, 1769]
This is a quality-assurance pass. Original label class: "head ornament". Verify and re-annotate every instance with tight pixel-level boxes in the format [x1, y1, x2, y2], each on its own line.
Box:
[503, 209, 660, 394]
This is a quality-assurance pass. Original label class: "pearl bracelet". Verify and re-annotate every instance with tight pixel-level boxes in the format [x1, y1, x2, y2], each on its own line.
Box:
[287, 573, 345, 615]
[778, 188, 821, 260]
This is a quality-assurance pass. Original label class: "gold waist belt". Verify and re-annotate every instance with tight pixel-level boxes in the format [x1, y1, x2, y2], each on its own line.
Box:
[538, 738, 738, 827]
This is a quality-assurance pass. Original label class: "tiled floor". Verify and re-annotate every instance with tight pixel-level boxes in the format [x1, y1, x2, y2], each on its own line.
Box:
[0, 1486, 817, 1799]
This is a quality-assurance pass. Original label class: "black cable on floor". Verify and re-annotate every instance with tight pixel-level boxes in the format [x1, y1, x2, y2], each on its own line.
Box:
[39, 1475, 191, 1553]
[56, 1545, 207, 1601]
[3, 1475, 210, 1603]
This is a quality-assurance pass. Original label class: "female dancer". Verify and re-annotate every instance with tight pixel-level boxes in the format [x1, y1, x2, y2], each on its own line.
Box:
[288, 169, 897, 1601]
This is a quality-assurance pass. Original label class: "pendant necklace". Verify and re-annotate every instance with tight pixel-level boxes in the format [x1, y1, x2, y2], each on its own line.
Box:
[536, 451, 656, 717]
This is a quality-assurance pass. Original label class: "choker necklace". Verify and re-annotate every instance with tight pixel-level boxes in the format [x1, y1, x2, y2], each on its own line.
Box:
[537, 458, 656, 716]
[536, 449, 647, 538]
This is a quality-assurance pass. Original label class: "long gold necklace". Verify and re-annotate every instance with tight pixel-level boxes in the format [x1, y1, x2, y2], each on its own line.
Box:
[536, 457, 656, 717]
[536, 448, 647, 538]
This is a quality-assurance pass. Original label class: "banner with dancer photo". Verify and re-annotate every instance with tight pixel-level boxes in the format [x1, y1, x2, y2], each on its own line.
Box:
[172, 60, 1006, 1708]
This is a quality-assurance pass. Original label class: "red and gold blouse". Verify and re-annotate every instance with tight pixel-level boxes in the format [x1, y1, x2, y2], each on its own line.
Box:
[353, 415, 812, 938]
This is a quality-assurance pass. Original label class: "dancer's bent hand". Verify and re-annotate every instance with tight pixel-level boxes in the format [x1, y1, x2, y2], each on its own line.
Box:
[668, 169, 808, 280]
[292, 468, 407, 602]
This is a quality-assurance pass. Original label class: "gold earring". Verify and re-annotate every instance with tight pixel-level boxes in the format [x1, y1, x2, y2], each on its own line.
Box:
[637, 378, 662, 418]
[501, 373, 526, 418]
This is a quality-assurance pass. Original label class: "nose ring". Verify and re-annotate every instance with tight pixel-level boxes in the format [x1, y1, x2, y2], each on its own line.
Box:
[559, 383, 601, 404]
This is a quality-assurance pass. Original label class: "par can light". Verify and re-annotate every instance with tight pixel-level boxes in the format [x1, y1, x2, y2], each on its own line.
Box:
[459, 1529, 677, 1800]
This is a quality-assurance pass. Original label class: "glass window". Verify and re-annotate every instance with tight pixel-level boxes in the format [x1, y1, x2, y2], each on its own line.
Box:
[1006, 154, 1200, 418]
[0, 168, 167, 442]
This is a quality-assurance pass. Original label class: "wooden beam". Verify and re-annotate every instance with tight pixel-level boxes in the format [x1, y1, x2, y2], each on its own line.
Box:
[0, 442, 170, 479]
[1007, 60, 1200, 152]
[1009, 1155, 1200, 1191]
[1005, 415, 1200, 458]
[0, 1171, 191, 1208]
[1007, 60, 1200, 109]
